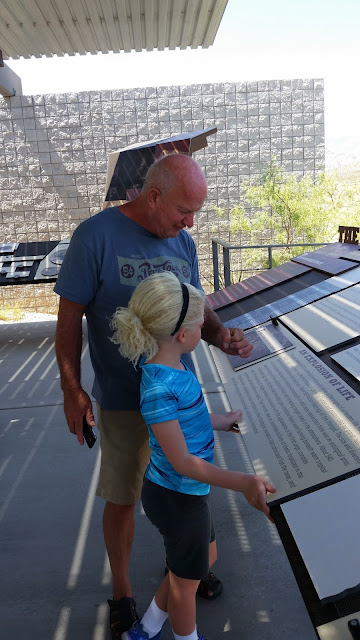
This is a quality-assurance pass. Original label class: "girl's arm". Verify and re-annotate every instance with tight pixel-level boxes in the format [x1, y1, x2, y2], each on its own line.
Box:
[210, 409, 242, 432]
[151, 419, 276, 521]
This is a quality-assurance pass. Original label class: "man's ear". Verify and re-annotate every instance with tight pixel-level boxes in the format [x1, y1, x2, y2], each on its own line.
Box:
[148, 188, 160, 208]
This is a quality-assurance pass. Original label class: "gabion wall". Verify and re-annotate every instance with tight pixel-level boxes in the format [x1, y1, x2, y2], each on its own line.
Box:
[0, 78, 324, 312]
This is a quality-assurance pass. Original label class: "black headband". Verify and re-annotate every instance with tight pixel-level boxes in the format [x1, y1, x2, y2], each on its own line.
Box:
[171, 283, 190, 336]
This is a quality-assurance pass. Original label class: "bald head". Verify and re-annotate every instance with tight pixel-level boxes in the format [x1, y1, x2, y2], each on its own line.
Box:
[142, 153, 207, 198]
[122, 152, 208, 238]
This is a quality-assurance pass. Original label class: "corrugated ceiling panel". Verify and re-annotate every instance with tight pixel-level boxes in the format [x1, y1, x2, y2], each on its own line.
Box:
[202, 0, 228, 47]
[180, 1, 197, 50]
[144, 0, 155, 51]
[168, 0, 183, 50]
[0, 1, 38, 58]
[116, 0, 132, 53]
[99, 0, 121, 53]
[157, 0, 170, 51]
[36, 0, 78, 56]
[0, 0, 228, 59]
[130, 0, 143, 53]
[191, 0, 214, 48]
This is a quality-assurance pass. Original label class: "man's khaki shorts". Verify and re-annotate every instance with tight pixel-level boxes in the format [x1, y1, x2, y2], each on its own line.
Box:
[96, 405, 151, 505]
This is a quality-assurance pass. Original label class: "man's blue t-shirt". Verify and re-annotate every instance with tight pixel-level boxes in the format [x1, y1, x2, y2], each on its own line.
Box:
[140, 361, 214, 496]
[54, 206, 202, 410]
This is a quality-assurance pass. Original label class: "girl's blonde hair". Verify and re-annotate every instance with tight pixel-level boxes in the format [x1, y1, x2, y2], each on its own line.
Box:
[110, 271, 205, 367]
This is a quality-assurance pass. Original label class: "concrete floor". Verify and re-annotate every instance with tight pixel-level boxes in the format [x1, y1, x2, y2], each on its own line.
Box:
[0, 320, 318, 640]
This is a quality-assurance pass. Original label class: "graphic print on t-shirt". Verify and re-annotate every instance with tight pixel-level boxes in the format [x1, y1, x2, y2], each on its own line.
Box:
[117, 255, 191, 286]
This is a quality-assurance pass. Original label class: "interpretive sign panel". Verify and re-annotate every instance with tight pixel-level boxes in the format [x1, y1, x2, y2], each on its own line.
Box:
[332, 345, 360, 382]
[207, 262, 310, 310]
[228, 322, 294, 370]
[281, 475, 360, 602]
[0, 240, 66, 286]
[211, 327, 360, 505]
[291, 253, 358, 274]
[341, 251, 360, 263]
[223, 267, 360, 331]
[294, 242, 359, 260]
[281, 284, 360, 352]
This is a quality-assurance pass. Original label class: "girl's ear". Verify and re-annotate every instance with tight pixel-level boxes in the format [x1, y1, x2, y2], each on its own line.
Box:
[177, 327, 187, 344]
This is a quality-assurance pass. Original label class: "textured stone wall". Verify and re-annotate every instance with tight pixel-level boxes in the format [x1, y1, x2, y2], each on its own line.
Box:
[0, 78, 324, 313]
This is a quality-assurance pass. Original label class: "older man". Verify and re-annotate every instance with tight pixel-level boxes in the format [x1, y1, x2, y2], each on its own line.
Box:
[54, 153, 252, 638]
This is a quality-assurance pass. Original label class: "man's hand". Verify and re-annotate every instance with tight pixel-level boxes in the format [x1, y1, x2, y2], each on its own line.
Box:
[202, 304, 253, 357]
[55, 296, 92, 446]
[216, 326, 253, 358]
[63, 387, 95, 446]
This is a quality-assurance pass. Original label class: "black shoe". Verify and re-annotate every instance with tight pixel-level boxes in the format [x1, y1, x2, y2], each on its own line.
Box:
[108, 597, 139, 639]
[165, 565, 222, 601]
[196, 571, 223, 600]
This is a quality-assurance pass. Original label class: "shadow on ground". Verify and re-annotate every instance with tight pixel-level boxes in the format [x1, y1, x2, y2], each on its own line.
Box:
[0, 322, 317, 640]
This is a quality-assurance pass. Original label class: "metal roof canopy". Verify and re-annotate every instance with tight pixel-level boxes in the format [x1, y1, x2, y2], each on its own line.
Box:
[0, 0, 228, 60]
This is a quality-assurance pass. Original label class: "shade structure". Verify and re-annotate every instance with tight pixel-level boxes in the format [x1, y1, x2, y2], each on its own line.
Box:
[1, 1, 229, 59]
[104, 127, 217, 203]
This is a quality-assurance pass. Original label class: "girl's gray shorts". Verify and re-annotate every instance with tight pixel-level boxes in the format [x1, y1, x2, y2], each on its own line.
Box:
[141, 477, 215, 580]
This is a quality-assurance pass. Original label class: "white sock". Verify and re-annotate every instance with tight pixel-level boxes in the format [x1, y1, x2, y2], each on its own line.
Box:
[172, 628, 198, 640]
[141, 597, 168, 637]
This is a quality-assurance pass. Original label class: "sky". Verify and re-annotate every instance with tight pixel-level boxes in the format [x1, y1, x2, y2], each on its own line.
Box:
[8, 0, 360, 168]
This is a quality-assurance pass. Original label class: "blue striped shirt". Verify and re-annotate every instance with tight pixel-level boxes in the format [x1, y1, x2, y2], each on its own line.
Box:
[140, 360, 214, 495]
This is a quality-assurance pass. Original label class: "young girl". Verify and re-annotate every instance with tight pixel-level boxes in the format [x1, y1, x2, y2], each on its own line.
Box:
[110, 271, 276, 640]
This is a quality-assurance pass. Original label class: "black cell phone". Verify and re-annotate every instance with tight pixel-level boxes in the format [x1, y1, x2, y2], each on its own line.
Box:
[83, 416, 97, 448]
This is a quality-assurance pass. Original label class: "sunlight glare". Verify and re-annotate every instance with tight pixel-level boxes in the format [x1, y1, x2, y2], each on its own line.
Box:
[66, 450, 101, 589]
[52, 607, 71, 640]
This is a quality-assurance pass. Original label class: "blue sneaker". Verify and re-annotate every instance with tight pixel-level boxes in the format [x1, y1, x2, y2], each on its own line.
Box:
[121, 620, 161, 640]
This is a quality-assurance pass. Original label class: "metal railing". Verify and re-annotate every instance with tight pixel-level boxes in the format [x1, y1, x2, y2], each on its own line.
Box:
[211, 238, 329, 291]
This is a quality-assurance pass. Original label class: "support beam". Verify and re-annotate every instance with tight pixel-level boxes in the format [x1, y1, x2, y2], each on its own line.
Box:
[0, 60, 22, 96]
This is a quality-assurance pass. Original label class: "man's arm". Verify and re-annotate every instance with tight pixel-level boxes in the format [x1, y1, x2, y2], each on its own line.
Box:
[201, 303, 253, 358]
[55, 296, 95, 445]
